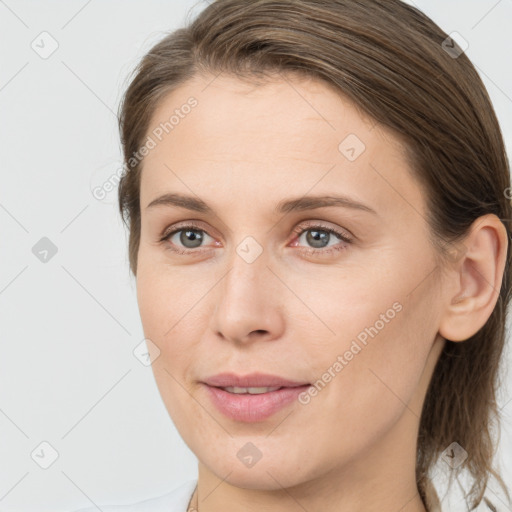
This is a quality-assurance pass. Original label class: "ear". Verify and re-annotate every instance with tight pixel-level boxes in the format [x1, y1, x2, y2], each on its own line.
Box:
[438, 214, 508, 342]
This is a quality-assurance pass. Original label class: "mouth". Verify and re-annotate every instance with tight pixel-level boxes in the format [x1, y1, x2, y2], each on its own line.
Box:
[219, 385, 284, 394]
[201, 381, 312, 423]
[202, 371, 310, 389]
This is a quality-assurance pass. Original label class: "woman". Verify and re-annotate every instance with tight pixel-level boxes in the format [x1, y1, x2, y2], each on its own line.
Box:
[76, 0, 511, 510]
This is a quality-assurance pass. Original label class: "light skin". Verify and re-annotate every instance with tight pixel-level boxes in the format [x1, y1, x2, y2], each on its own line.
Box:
[135, 71, 508, 512]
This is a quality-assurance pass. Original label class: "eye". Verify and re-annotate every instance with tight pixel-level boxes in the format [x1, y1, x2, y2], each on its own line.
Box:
[158, 221, 353, 256]
[159, 223, 215, 255]
[290, 223, 352, 255]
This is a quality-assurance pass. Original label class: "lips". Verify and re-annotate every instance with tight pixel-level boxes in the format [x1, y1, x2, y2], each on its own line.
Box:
[202, 372, 310, 389]
[200, 372, 312, 422]
[202, 383, 311, 422]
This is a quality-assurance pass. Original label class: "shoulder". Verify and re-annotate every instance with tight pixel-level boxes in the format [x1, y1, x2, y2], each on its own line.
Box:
[71, 479, 197, 512]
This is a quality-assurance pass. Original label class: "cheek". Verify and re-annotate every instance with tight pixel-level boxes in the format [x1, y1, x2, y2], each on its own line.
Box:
[136, 260, 208, 343]
[318, 301, 434, 469]
[295, 260, 439, 437]
[135, 263, 211, 405]
[136, 279, 197, 437]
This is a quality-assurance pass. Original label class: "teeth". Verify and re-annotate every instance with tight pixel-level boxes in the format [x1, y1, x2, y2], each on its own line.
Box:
[223, 386, 281, 394]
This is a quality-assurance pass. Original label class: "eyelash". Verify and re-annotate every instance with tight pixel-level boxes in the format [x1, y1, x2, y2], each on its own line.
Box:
[158, 221, 353, 257]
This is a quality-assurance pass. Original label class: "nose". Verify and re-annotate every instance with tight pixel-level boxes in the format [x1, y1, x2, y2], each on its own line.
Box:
[209, 245, 286, 345]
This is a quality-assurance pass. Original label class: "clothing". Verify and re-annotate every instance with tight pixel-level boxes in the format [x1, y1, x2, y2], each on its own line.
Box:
[72, 479, 197, 512]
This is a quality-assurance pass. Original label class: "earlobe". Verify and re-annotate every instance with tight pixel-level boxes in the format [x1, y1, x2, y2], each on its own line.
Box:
[438, 214, 508, 343]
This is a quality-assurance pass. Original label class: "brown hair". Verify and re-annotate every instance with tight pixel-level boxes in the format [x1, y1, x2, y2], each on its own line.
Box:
[117, 1, 511, 509]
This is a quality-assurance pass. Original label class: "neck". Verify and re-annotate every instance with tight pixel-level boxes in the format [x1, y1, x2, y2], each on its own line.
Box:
[188, 480, 427, 512]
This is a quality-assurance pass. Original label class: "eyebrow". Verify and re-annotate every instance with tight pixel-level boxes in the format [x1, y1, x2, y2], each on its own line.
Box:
[145, 193, 377, 215]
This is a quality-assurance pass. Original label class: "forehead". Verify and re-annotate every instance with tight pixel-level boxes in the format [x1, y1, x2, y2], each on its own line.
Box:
[139, 72, 424, 221]
[146, 72, 385, 156]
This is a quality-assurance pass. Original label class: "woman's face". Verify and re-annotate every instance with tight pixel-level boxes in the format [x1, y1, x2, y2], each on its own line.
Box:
[136, 72, 447, 496]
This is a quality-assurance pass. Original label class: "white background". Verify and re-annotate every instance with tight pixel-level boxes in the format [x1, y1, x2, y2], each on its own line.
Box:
[0, 1, 511, 510]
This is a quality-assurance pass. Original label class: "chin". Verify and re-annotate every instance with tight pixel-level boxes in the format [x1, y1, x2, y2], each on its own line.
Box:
[212, 466, 307, 491]
[198, 441, 319, 491]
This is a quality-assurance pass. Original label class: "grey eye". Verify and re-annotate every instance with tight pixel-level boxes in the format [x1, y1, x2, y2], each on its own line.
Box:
[304, 229, 331, 249]
[178, 229, 204, 249]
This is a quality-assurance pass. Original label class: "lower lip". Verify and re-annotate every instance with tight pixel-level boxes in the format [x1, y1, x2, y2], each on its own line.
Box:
[202, 383, 312, 422]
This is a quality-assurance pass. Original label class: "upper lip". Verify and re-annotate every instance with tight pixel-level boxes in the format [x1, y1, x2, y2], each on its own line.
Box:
[202, 372, 310, 388]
